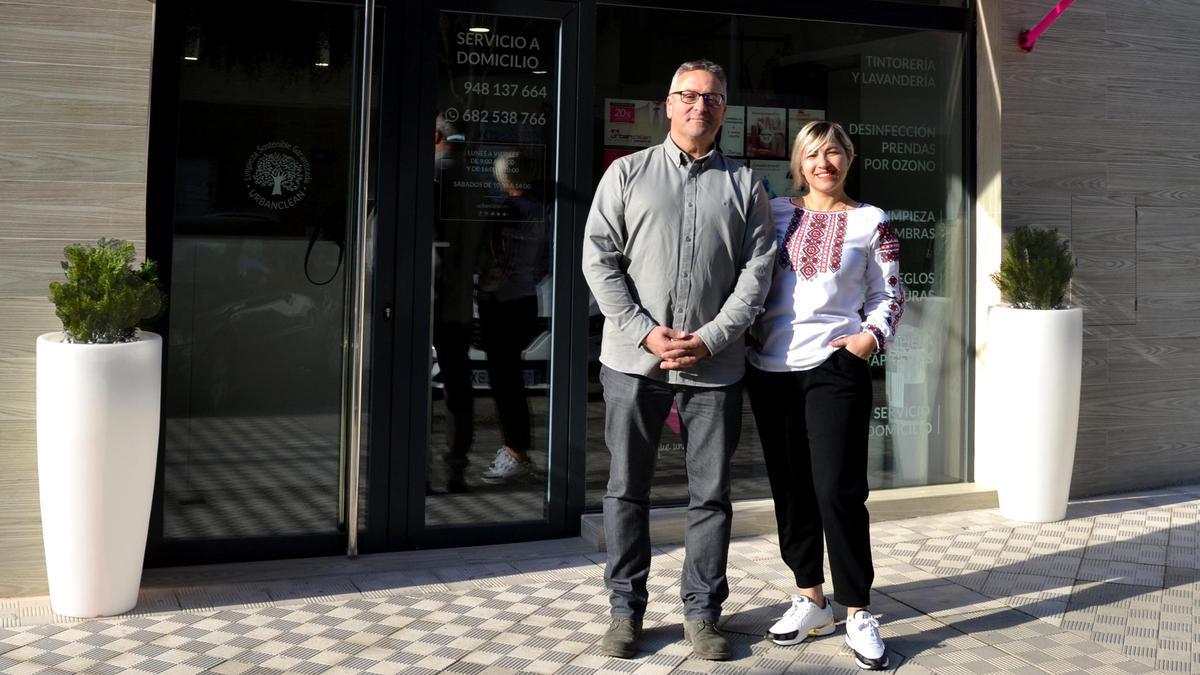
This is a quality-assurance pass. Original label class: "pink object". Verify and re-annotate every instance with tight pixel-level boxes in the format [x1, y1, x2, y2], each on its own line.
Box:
[1020, 0, 1075, 52]
[666, 400, 682, 435]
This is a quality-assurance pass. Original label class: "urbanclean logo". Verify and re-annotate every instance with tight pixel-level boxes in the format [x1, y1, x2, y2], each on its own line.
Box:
[244, 141, 312, 210]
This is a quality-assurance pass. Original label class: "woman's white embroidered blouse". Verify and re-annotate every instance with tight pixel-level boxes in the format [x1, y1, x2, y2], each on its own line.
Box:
[747, 198, 904, 372]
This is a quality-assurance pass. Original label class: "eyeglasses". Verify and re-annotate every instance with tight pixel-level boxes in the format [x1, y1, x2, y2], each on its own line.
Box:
[670, 90, 726, 108]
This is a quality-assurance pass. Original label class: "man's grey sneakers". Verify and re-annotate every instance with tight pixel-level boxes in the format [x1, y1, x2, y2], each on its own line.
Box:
[600, 618, 642, 658]
[683, 619, 731, 660]
[767, 595, 836, 645]
[479, 448, 534, 484]
[845, 610, 889, 670]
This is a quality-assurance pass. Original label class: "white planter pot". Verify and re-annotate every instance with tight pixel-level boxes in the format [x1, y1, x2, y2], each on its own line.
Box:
[987, 307, 1082, 523]
[36, 331, 162, 618]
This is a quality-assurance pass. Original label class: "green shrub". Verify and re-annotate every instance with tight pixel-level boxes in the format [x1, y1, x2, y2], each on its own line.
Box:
[48, 239, 165, 344]
[990, 226, 1074, 310]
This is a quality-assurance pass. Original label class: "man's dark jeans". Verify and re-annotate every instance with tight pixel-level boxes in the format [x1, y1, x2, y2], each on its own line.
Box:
[600, 365, 743, 622]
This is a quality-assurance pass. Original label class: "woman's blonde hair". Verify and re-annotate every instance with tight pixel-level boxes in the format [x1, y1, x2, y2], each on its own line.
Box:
[790, 120, 855, 191]
[494, 151, 536, 193]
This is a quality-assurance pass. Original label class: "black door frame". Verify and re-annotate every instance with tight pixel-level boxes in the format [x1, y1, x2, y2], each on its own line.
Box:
[388, 0, 583, 549]
[142, 0, 585, 566]
[144, 0, 379, 567]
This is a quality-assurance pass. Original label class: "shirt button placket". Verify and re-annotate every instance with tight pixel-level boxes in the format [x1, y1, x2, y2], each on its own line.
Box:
[676, 166, 700, 384]
[680, 170, 697, 317]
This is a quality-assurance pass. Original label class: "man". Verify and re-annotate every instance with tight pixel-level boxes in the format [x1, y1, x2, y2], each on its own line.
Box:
[582, 59, 776, 660]
[431, 112, 484, 493]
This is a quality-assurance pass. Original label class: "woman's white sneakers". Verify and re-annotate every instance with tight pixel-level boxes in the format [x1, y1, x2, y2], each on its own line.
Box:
[844, 610, 889, 670]
[769, 599, 889, 671]
[479, 448, 534, 484]
[767, 595, 836, 645]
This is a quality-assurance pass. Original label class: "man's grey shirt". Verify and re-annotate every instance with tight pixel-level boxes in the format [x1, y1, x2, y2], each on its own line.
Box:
[582, 135, 776, 387]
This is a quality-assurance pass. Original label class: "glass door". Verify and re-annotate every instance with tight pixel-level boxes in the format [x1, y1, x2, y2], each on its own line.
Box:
[392, 0, 579, 547]
[147, 0, 383, 564]
[148, 0, 580, 563]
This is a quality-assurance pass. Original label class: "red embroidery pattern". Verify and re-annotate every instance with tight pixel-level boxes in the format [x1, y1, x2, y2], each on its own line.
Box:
[778, 209, 848, 280]
[877, 221, 901, 263]
[863, 274, 906, 354]
[884, 274, 905, 334]
[865, 324, 885, 348]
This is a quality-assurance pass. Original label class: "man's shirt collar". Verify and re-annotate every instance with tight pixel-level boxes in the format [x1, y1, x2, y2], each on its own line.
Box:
[662, 134, 718, 169]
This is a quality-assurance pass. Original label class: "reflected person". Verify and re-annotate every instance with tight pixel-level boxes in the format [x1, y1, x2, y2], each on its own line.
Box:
[432, 113, 485, 493]
[747, 117, 786, 158]
[746, 121, 903, 670]
[474, 151, 548, 484]
[582, 59, 776, 661]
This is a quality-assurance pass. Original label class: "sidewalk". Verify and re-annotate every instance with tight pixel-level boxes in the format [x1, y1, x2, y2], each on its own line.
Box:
[2, 484, 1198, 674]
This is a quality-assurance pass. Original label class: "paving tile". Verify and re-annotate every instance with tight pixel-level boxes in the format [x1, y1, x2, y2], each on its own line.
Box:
[1018, 527, 1089, 558]
[946, 570, 990, 593]
[1089, 512, 1170, 547]
[718, 571, 769, 623]
[731, 553, 801, 593]
[878, 617, 988, 658]
[0, 625, 67, 654]
[871, 555, 952, 592]
[1076, 558, 1164, 587]
[979, 571, 1076, 625]
[433, 562, 523, 586]
[1015, 553, 1085, 578]
[906, 644, 1045, 674]
[885, 582, 1006, 618]
[1165, 545, 1200, 569]
[350, 569, 448, 599]
[891, 659, 935, 674]
[560, 648, 683, 674]
[719, 586, 798, 639]
[1155, 649, 1198, 674]
[881, 540, 926, 564]
[872, 523, 929, 545]
[1167, 526, 1199, 548]
[888, 510, 1014, 538]
[664, 633, 812, 674]
[509, 554, 597, 580]
[258, 577, 363, 606]
[125, 588, 185, 616]
[3, 487, 1200, 675]
[937, 607, 1067, 646]
[996, 630, 1159, 672]
[454, 618, 593, 673]
[173, 585, 273, 612]
[785, 642, 899, 673]
[982, 570, 1073, 599]
[1082, 540, 1167, 566]
[866, 590, 927, 624]
[440, 664, 523, 675]
[912, 532, 1014, 581]
[728, 537, 784, 562]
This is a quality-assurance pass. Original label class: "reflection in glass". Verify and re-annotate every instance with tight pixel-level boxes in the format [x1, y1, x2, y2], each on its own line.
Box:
[588, 7, 967, 508]
[426, 13, 559, 527]
[163, 2, 367, 540]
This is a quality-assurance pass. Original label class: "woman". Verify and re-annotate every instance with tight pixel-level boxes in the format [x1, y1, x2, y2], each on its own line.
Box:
[746, 120, 903, 671]
[475, 150, 549, 485]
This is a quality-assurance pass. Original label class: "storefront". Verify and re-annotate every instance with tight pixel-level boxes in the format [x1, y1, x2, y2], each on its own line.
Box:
[143, 0, 972, 566]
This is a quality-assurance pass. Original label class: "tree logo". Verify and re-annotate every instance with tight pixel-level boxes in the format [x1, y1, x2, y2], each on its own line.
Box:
[244, 141, 312, 210]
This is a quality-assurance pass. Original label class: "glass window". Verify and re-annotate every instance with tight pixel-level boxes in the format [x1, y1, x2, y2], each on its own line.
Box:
[587, 7, 968, 508]
[424, 12, 560, 526]
[163, 2, 370, 540]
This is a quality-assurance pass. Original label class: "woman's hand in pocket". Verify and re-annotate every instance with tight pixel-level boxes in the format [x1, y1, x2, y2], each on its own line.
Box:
[829, 331, 876, 361]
